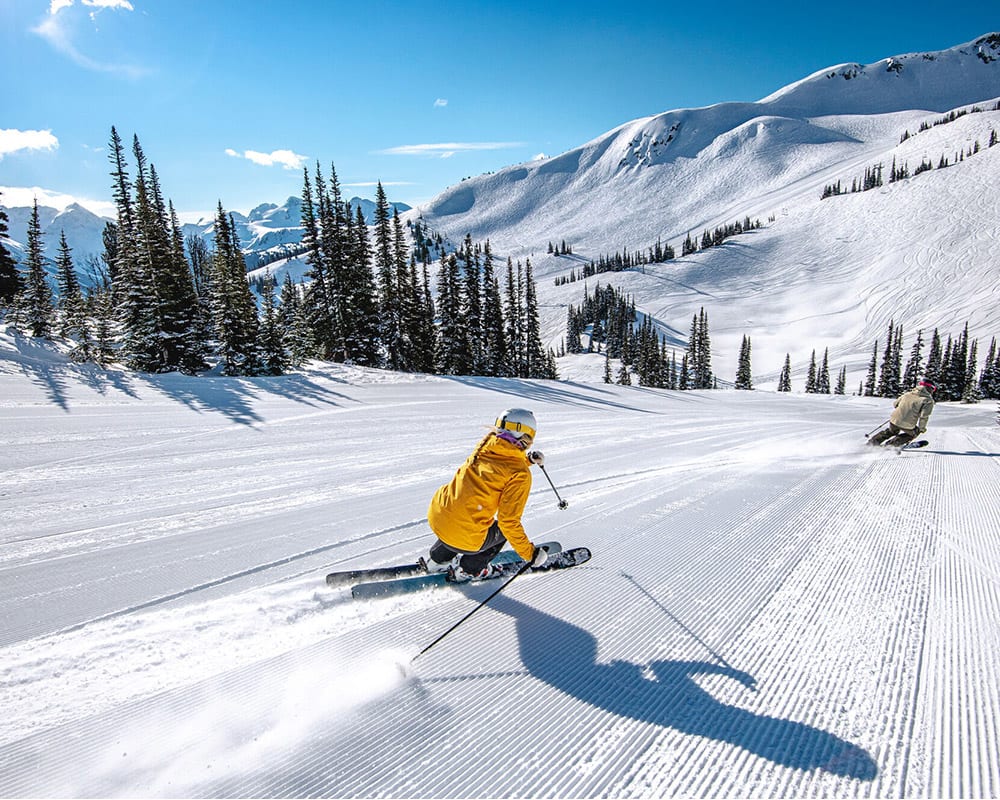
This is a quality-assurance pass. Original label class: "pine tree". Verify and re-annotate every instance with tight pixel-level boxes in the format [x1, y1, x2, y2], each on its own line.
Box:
[876, 320, 903, 397]
[864, 341, 878, 396]
[304, 164, 342, 361]
[778, 354, 792, 392]
[210, 205, 260, 375]
[395, 212, 425, 372]
[480, 241, 507, 374]
[258, 271, 286, 375]
[162, 195, 205, 373]
[435, 252, 471, 374]
[616, 361, 632, 385]
[902, 329, 924, 390]
[281, 275, 317, 367]
[735, 334, 753, 389]
[924, 329, 943, 387]
[373, 182, 402, 370]
[19, 200, 55, 338]
[504, 258, 524, 377]
[835, 365, 847, 395]
[460, 235, 483, 373]
[417, 260, 437, 372]
[805, 350, 818, 393]
[817, 348, 831, 393]
[686, 308, 712, 389]
[126, 136, 174, 370]
[978, 338, 998, 399]
[348, 203, 382, 367]
[523, 259, 547, 377]
[316, 164, 350, 361]
[54, 230, 91, 359]
[938, 337, 955, 400]
[679, 353, 690, 390]
[603, 351, 612, 384]
[107, 131, 204, 372]
[962, 339, 980, 403]
[0, 192, 22, 303]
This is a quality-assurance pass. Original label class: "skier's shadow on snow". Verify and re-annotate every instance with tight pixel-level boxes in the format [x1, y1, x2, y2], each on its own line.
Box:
[489, 594, 878, 780]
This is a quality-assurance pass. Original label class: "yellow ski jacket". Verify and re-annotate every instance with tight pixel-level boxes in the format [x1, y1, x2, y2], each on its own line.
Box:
[427, 433, 534, 560]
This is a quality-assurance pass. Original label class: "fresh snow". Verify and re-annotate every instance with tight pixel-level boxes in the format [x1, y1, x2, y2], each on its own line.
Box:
[2, 328, 999, 798]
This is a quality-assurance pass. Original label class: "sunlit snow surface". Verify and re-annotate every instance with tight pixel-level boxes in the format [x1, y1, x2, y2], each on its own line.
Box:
[2, 329, 999, 798]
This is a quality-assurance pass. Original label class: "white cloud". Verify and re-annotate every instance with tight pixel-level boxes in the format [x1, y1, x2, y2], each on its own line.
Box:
[33, 0, 145, 78]
[433, 98, 448, 108]
[226, 148, 308, 170]
[378, 142, 525, 159]
[0, 129, 59, 159]
[0, 185, 116, 218]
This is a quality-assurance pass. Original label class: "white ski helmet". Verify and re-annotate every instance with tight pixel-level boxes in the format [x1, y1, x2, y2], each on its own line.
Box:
[494, 408, 537, 445]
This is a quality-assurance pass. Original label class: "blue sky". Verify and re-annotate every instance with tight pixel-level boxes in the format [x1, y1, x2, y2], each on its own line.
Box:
[1, 0, 997, 221]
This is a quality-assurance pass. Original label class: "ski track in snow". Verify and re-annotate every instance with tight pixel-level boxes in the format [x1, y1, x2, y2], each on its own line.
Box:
[1, 345, 999, 798]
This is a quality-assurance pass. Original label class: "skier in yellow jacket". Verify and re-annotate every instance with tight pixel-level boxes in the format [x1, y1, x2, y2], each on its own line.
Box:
[869, 379, 937, 447]
[423, 408, 550, 582]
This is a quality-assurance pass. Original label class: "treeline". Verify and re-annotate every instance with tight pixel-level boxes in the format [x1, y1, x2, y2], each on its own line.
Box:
[857, 320, 999, 402]
[553, 217, 763, 286]
[823, 102, 1000, 199]
[563, 283, 714, 389]
[0, 128, 556, 380]
[768, 319, 1000, 402]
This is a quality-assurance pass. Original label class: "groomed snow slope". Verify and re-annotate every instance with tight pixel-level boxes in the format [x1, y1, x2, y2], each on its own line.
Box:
[2, 330, 999, 798]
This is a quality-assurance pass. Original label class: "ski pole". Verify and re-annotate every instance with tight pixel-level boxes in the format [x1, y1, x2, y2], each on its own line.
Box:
[865, 419, 890, 439]
[411, 559, 532, 664]
[539, 464, 569, 510]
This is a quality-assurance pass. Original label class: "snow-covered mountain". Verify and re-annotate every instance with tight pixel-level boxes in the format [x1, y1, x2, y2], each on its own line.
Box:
[0, 195, 411, 278]
[415, 34, 1000, 249]
[407, 34, 1000, 385]
[1, 202, 111, 270]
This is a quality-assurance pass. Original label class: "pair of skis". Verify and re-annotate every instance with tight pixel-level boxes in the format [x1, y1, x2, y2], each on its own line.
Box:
[326, 542, 591, 600]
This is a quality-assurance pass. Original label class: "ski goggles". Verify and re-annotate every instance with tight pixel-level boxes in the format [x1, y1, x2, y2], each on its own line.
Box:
[496, 418, 536, 443]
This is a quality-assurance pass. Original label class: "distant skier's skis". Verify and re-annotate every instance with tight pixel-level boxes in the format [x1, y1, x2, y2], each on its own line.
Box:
[351, 546, 590, 601]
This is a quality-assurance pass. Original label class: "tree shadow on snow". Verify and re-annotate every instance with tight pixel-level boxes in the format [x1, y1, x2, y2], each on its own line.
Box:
[489, 594, 879, 781]
[441, 375, 707, 414]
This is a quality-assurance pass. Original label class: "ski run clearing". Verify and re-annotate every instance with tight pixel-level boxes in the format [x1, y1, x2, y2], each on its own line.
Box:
[1, 330, 999, 799]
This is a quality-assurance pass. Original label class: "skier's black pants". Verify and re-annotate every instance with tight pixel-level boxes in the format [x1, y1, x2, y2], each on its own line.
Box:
[430, 521, 508, 574]
[870, 422, 918, 447]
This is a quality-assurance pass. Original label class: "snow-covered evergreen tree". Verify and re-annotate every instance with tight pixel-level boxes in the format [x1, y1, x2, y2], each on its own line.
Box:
[817, 348, 831, 394]
[962, 339, 980, 403]
[735, 334, 752, 389]
[778, 354, 792, 392]
[903, 329, 924, 390]
[864, 341, 878, 396]
[835, 365, 847, 395]
[805, 350, 818, 393]
[209, 206, 260, 375]
[18, 201, 54, 338]
[0, 193, 21, 303]
[54, 230, 90, 360]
